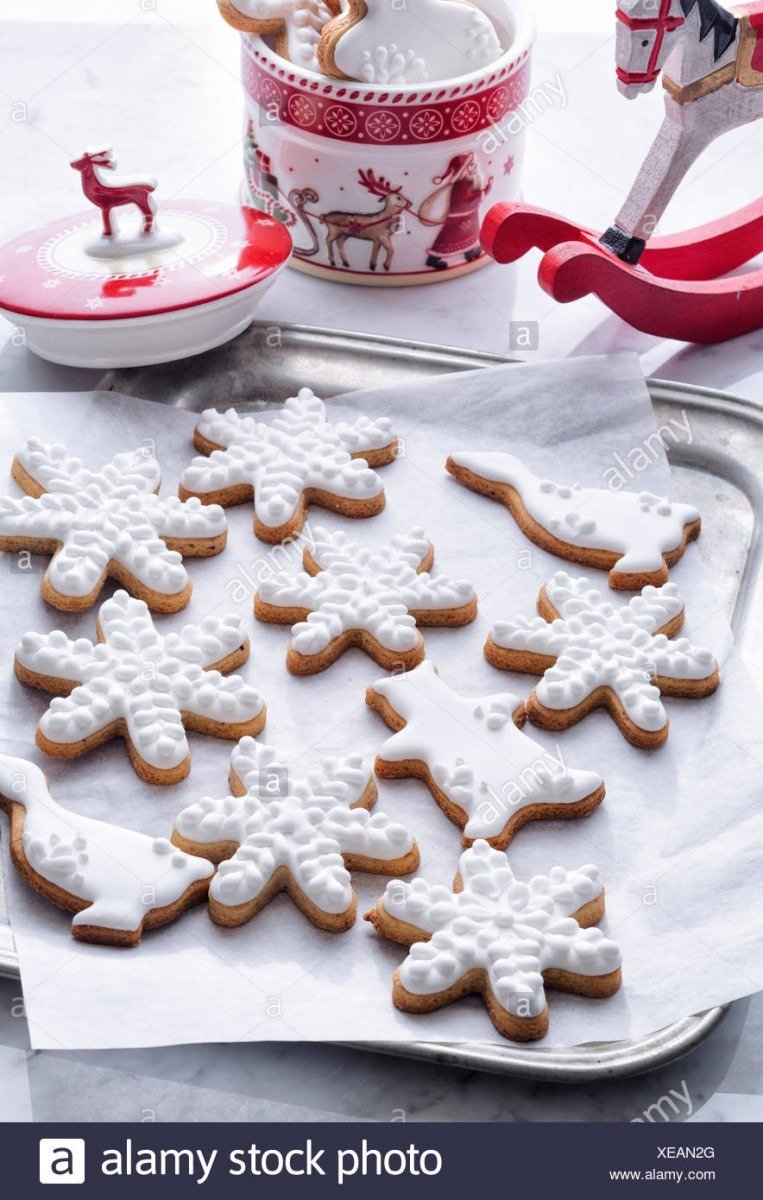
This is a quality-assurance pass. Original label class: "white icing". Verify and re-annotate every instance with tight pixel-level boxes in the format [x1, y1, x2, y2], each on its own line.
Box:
[16, 590, 264, 771]
[491, 571, 717, 735]
[257, 526, 475, 658]
[229, 0, 332, 70]
[180, 388, 395, 536]
[84, 227, 183, 260]
[175, 738, 414, 918]
[332, 0, 502, 84]
[356, 45, 428, 86]
[370, 661, 603, 841]
[0, 754, 212, 933]
[380, 839, 621, 1018]
[449, 451, 701, 580]
[0, 439, 226, 601]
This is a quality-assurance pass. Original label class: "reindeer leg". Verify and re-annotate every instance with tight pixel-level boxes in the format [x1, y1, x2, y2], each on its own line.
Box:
[326, 230, 337, 267]
[380, 233, 394, 272]
[369, 238, 380, 272]
[338, 235, 350, 268]
[102, 207, 113, 238]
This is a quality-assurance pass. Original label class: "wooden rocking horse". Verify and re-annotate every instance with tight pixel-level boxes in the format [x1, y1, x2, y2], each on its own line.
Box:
[482, 0, 763, 343]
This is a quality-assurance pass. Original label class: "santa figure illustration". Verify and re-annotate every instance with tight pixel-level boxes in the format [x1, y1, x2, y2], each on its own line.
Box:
[418, 152, 493, 270]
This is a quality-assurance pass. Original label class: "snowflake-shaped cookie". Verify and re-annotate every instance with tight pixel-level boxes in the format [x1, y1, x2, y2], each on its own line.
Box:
[178, 388, 397, 544]
[366, 839, 622, 1041]
[172, 737, 418, 931]
[446, 450, 701, 589]
[219, 0, 336, 72]
[14, 589, 266, 784]
[367, 661, 604, 848]
[0, 753, 213, 946]
[486, 571, 719, 747]
[0, 439, 227, 612]
[320, 0, 502, 84]
[255, 525, 477, 674]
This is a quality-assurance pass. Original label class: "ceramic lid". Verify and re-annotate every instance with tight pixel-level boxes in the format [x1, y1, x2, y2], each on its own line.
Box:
[0, 148, 292, 322]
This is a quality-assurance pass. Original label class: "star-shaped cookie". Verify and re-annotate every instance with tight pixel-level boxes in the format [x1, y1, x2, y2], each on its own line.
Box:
[173, 738, 418, 931]
[255, 525, 477, 673]
[14, 590, 266, 783]
[0, 439, 226, 612]
[486, 571, 719, 747]
[178, 388, 397, 544]
[366, 839, 622, 1042]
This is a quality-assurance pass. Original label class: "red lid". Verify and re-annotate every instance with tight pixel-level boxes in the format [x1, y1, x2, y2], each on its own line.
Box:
[0, 200, 292, 322]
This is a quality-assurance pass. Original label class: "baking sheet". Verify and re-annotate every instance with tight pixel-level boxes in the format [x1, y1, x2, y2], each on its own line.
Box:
[1, 355, 762, 1052]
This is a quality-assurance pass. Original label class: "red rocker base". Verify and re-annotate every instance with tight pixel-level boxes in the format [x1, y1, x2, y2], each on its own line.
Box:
[481, 198, 763, 344]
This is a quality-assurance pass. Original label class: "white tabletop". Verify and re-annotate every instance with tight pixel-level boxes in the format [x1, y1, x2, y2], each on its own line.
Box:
[0, 0, 761, 1123]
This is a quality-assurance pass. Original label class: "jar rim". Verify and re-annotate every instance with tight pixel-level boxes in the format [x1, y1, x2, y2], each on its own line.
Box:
[244, 0, 536, 96]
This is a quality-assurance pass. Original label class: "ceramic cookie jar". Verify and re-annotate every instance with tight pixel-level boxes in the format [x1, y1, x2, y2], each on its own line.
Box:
[229, 0, 535, 284]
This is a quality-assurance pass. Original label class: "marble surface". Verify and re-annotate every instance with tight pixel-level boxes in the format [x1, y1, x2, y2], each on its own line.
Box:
[0, 0, 761, 1122]
[0, 973, 760, 1123]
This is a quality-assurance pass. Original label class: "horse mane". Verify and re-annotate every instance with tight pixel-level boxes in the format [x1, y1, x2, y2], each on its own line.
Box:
[679, 0, 738, 61]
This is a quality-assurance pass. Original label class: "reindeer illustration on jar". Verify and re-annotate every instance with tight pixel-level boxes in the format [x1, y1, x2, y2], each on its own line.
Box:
[290, 169, 412, 273]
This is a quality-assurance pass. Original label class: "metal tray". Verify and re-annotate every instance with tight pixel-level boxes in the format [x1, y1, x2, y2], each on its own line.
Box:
[3, 322, 762, 1081]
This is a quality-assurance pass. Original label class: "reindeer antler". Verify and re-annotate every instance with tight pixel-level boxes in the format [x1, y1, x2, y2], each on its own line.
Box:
[358, 169, 403, 198]
[86, 146, 115, 167]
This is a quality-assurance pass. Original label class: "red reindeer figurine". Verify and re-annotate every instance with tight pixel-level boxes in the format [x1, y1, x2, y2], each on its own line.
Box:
[70, 147, 158, 239]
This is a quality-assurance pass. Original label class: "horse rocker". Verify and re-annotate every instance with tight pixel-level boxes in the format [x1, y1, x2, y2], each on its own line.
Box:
[481, 0, 763, 343]
[70, 147, 182, 258]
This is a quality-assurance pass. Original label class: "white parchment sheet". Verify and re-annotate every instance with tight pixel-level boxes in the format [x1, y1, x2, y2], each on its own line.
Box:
[1, 355, 762, 1051]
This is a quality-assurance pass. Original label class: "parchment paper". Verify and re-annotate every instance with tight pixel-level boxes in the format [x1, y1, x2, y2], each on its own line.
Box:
[1, 355, 761, 1052]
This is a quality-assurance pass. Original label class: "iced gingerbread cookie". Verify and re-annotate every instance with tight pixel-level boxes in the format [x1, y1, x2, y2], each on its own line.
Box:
[217, 0, 338, 72]
[0, 754, 213, 946]
[179, 388, 397, 545]
[0, 440, 227, 613]
[365, 839, 622, 1042]
[255, 525, 477, 674]
[486, 571, 719, 748]
[14, 589, 266, 784]
[318, 0, 502, 85]
[366, 661, 604, 849]
[172, 737, 418, 931]
[446, 451, 701, 590]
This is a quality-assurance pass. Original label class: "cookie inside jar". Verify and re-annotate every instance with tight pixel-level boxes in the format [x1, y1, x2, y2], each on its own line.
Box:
[219, 0, 522, 87]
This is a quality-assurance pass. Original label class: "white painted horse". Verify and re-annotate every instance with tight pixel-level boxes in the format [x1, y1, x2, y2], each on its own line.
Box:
[602, 0, 763, 262]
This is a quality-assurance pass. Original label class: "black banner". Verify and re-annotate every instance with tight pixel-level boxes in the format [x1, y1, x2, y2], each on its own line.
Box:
[0, 1120, 754, 1197]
